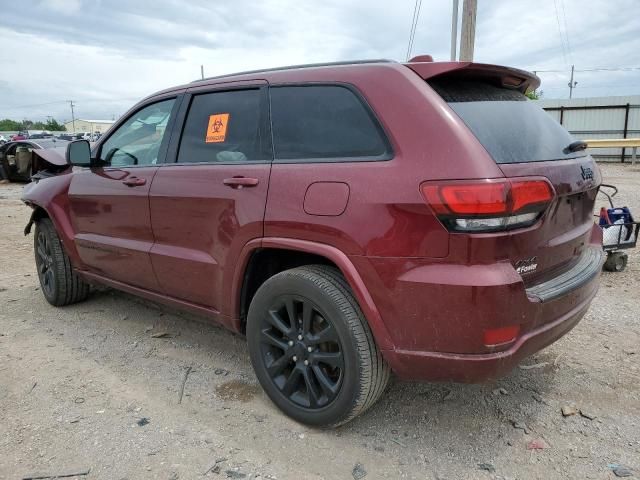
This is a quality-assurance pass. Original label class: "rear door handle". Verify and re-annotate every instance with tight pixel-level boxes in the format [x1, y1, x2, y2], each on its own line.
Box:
[223, 176, 259, 189]
[122, 177, 147, 187]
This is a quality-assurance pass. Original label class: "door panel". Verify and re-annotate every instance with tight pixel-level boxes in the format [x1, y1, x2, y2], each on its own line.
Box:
[149, 164, 270, 310]
[148, 85, 271, 314]
[68, 167, 160, 290]
[67, 96, 180, 291]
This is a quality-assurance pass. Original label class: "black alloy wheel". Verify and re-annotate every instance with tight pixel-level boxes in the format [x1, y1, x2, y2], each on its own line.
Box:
[34, 218, 89, 306]
[247, 265, 390, 427]
[260, 294, 344, 409]
[36, 229, 56, 298]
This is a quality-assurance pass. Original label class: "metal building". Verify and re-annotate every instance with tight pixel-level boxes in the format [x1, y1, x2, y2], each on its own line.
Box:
[63, 119, 115, 136]
[539, 96, 640, 162]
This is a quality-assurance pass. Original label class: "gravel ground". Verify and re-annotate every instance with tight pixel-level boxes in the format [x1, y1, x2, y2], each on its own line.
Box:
[0, 163, 639, 480]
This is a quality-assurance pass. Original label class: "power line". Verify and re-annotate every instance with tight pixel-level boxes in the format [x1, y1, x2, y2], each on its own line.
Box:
[529, 66, 640, 74]
[578, 67, 640, 72]
[405, 0, 422, 61]
[553, 0, 569, 65]
[405, 0, 419, 61]
[559, 0, 574, 63]
[3, 97, 141, 111]
[2, 100, 69, 110]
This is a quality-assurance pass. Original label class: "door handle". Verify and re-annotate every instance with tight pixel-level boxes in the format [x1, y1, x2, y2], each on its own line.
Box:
[122, 177, 147, 187]
[223, 176, 259, 189]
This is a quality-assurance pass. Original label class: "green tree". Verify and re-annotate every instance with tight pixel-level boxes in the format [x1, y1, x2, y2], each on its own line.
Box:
[45, 118, 64, 131]
[0, 117, 65, 131]
[526, 89, 543, 100]
[0, 118, 24, 130]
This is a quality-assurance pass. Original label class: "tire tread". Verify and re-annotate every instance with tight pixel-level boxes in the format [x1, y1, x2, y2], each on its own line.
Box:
[276, 265, 390, 427]
[35, 218, 89, 306]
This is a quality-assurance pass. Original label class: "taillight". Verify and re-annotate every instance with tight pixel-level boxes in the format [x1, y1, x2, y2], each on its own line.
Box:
[421, 178, 554, 232]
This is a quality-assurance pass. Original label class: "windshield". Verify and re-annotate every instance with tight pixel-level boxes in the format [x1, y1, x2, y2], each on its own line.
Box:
[429, 80, 586, 164]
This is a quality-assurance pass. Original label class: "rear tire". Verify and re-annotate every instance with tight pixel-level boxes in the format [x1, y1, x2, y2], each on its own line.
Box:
[34, 218, 89, 306]
[246, 265, 390, 427]
[603, 251, 628, 272]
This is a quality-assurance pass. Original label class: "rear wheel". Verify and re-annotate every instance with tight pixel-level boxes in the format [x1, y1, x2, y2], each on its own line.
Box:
[603, 251, 628, 272]
[34, 218, 89, 306]
[247, 265, 390, 427]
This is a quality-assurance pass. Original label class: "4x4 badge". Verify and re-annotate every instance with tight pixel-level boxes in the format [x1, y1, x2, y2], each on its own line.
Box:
[581, 166, 594, 181]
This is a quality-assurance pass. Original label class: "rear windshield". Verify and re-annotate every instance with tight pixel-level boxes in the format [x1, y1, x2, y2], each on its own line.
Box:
[429, 80, 585, 164]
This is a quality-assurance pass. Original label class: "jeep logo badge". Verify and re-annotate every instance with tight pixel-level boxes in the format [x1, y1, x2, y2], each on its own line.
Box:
[581, 166, 594, 181]
[515, 257, 538, 275]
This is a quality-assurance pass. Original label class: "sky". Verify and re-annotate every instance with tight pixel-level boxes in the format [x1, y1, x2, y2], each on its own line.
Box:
[1, 0, 639, 123]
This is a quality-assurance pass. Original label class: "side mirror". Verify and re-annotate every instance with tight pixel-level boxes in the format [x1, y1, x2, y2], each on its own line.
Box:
[66, 139, 91, 167]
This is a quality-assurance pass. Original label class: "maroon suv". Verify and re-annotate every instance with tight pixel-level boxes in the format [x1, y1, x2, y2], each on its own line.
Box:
[22, 58, 603, 426]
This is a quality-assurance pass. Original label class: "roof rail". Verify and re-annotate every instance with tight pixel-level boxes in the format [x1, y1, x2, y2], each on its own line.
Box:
[192, 59, 396, 83]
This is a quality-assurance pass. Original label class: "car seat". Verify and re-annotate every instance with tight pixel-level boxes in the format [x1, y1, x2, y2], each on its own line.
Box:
[15, 146, 32, 177]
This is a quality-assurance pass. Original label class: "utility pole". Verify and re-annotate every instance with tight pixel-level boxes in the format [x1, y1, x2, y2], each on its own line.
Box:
[201, 65, 205, 80]
[459, 0, 477, 61]
[69, 100, 76, 133]
[450, 0, 459, 61]
[568, 64, 577, 99]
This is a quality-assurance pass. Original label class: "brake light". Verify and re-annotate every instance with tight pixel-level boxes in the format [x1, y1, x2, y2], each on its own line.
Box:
[421, 178, 554, 232]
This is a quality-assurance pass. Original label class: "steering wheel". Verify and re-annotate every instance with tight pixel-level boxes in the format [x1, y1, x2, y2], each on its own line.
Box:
[105, 147, 138, 165]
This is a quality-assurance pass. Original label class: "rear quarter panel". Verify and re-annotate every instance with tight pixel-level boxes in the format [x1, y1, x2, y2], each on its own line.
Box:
[264, 63, 504, 259]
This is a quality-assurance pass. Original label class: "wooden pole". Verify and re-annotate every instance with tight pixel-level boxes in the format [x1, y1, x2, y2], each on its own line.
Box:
[451, 0, 459, 61]
[459, 0, 477, 61]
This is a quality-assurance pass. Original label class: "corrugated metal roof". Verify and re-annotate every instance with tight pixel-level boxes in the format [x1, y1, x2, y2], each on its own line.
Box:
[537, 95, 640, 108]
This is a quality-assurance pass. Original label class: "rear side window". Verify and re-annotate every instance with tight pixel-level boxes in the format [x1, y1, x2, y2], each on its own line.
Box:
[270, 85, 391, 161]
[429, 80, 585, 164]
[177, 88, 271, 164]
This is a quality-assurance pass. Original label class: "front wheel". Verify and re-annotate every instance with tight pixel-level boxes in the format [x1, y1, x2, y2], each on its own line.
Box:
[34, 218, 90, 306]
[247, 265, 390, 427]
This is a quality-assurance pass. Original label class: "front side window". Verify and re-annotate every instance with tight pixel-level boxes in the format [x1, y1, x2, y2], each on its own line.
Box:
[270, 85, 391, 161]
[99, 98, 175, 167]
[177, 88, 270, 164]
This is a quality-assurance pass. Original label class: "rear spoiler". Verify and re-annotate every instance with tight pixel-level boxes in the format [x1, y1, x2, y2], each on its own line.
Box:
[405, 61, 541, 94]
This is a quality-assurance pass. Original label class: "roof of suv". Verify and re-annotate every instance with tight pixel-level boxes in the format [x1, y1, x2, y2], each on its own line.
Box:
[144, 58, 540, 103]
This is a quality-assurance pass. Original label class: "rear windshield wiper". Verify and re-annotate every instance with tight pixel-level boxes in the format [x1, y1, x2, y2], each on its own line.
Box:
[564, 140, 588, 154]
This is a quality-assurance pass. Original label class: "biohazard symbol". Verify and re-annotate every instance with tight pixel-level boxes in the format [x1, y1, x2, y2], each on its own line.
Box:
[206, 113, 229, 143]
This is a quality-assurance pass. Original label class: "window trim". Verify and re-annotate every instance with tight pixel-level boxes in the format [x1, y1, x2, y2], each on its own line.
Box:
[167, 84, 273, 166]
[268, 82, 394, 164]
[92, 94, 183, 169]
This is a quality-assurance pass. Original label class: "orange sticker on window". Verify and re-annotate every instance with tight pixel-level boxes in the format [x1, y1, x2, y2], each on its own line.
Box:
[206, 113, 229, 143]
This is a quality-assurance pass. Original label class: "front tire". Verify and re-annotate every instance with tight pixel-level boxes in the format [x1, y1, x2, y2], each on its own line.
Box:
[247, 265, 390, 427]
[34, 218, 89, 306]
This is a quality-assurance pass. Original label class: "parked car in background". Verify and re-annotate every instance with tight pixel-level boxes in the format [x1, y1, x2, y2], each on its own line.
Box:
[11, 131, 27, 141]
[0, 138, 69, 182]
[28, 133, 54, 140]
[0, 135, 6, 145]
[22, 58, 603, 426]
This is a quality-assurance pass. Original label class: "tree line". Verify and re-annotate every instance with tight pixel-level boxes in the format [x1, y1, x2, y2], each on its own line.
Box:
[0, 118, 66, 131]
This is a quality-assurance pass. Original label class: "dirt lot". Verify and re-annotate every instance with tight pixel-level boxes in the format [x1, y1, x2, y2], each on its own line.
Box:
[1, 163, 639, 480]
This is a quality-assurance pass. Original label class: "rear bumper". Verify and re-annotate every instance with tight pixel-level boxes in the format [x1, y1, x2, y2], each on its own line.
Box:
[526, 247, 604, 302]
[350, 237, 603, 382]
[382, 285, 596, 382]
